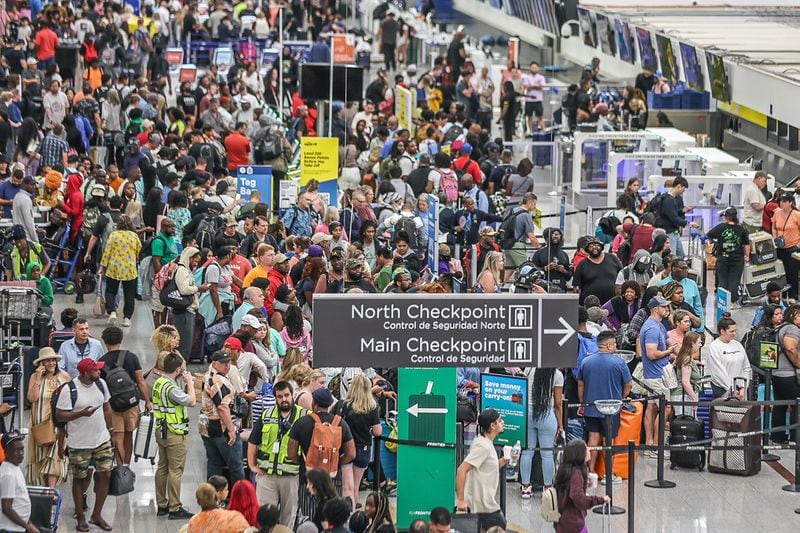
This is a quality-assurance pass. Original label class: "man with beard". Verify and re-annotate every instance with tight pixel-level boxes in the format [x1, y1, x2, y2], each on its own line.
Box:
[573, 237, 622, 305]
[315, 248, 345, 293]
[463, 227, 500, 280]
[247, 381, 307, 527]
[266, 254, 292, 315]
[326, 258, 377, 293]
[531, 228, 572, 292]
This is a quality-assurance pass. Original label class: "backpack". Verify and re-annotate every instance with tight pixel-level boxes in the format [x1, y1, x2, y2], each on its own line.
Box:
[82, 206, 102, 240]
[328, 371, 343, 400]
[124, 120, 142, 144]
[139, 234, 167, 261]
[444, 124, 463, 144]
[51, 379, 107, 432]
[136, 28, 154, 54]
[105, 351, 138, 412]
[453, 158, 472, 184]
[285, 117, 304, 144]
[82, 38, 99, 64]
[194, 215, 219, 250]
[616, 224, 638, 265]
[743, 324, 786, 366]
[540, 486, 561, 523]
[100, 44, 116, 67]
[393, 216, 419, 249]
[645, 193, 666, 225]
[255, 134, 282, 162]
[304, 413, 343, 475]
[497, 208, 525, 249]
[439, 168, 459, 203]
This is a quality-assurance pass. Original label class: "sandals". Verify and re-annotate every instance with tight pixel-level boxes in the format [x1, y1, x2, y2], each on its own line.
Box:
[76, 523, 90, 532]
[89, 517, 113, 531]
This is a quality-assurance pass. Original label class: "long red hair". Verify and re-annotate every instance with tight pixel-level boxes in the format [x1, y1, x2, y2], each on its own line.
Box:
[227, 480, 259, 526]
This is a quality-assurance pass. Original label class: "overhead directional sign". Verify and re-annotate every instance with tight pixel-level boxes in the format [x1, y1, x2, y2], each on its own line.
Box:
[312, 293, 579, 368]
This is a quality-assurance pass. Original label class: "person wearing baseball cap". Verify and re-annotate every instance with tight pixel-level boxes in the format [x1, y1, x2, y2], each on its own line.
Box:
[325, 256, 377, 294]
[638, 294, 678, 455]
[286, 388, 356, 473]
[199, 350, 245, 484]
[455, 408, 507, 531]
[56, 357, 115, 532]
[0, 430, 38, 533]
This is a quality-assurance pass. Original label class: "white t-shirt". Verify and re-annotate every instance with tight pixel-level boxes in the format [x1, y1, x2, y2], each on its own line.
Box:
[706, 339, 751, 391]
[524, 368, 564, 415]
[0, 461, 30, 532]
[56, 378, 111, 450]
[464, 434, 500, 513]
[428, 169, 442, 193]
[742, 181, 765, 227]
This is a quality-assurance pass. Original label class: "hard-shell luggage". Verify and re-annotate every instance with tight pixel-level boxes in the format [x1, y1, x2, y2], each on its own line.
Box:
[696, 387, 714, 439]
[595, 401, 644, 479]
[188, 313, 206, 363]
[708, 398, 761, 476]
[669, 415, 706, 470]
[133, 411, 157, 464]
[532, 130, 554, 167]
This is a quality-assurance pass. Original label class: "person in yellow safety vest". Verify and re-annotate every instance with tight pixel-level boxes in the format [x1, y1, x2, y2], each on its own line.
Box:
[6, 224, 51, 281]
[247, 380, 307, 529]
[152, 352, 197, 521]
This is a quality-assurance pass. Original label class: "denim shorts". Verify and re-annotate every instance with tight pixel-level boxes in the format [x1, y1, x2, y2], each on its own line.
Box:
[353, 444, 372, 468]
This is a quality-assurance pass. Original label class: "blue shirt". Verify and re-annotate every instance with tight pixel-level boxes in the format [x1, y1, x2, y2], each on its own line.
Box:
[281, 206, 313, 238]
[576, 352, 632, 418]
[752, 297, 789, 327]
[575, 332, 599, 375]
[0, 180, 21, 218]
[58, 337, 106, 378]
[639, 316, 669, 379]
[658, 275, 704, 331]
[232, 302, 254, 331]
[457, 367, 481, 388]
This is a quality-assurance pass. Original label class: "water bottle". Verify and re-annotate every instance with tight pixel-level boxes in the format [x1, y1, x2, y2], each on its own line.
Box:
[506, 440, 521, 480]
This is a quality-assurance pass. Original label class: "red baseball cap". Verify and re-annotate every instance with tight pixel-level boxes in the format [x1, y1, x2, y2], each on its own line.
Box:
[77, 358, 105, 374]
[224, 337, 243, 351]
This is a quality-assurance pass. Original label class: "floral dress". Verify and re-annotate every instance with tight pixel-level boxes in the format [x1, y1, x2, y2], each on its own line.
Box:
[26, 372, 71, 485]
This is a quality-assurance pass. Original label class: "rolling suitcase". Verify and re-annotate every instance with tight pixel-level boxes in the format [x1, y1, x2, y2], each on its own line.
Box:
[133, 411, 157, 464]
[708, 398, 761, 476]
[696, 387, 714, 439]
[669, 415, 705, 470]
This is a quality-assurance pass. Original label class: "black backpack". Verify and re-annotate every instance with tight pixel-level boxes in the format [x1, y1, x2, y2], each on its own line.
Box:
[616, 224, 638, 265]
[393, 217, 420, 249]
[104, 350, 138, 412]
[497, 208, 525, 249]
[255, 134, 282, 161]
[51, 379, 107, 432]
[195, 215, 219, 249]
[645, 193, 666, 225]
[444, 125, 463, 144]
[743, 324, 786, 366]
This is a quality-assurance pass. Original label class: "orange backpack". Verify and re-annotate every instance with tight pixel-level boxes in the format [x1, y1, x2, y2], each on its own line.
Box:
[305, 413, 343, 475]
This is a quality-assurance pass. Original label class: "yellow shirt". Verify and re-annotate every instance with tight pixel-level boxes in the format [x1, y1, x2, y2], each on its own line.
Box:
[243, 264, 271, 288]
[100, 230, 142, 281]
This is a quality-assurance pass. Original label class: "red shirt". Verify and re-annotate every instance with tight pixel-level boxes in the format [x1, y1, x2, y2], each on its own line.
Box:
[628, 224, 656, 264]
[453, 155, 482, 184]
[763, 200, 779, 232]
[224, 131, 251, 170]
[228, 254, 252, 304]
[35, 27, 58, 61]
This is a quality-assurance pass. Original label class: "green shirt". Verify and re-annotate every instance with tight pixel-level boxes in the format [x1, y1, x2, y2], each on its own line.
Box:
[151, 233, 179, 264]
[37, 276, 54, 307]
[375, 265, 393, 293]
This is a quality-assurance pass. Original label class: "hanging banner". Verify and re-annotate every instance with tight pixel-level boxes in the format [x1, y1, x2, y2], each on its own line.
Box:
[300, 137, 339, 207]
[480, 373, 528, 447]
[397, 368, 456, 529]
[237, 165, 273, 206]
[508, 36, 520, 68]
[332, 34, 356, 64]
[395, 86, 414, 133]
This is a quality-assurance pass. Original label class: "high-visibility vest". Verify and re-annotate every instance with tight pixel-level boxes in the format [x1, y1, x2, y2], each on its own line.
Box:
[256, 405, 306, 475]
[152, 376, 189, 436]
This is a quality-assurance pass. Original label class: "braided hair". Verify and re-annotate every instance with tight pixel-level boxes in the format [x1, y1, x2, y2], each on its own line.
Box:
[530, 368, 556, 421]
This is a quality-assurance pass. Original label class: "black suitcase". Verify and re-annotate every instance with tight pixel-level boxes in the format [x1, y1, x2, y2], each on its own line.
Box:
[532, 130, 554, 167]
[669, 415, 705, 470]
[708, 398, 761, 476]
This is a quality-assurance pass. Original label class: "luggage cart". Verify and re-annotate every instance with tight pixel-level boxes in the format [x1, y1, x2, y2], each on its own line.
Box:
[43, 223, 82, 294]
[28, 486, 62, 532]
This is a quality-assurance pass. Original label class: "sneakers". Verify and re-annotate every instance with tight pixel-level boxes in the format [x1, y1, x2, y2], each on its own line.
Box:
[168, 508, 194, 520]
[520, 484, 533, 500]
[156, 507, 169, 517]
[600, 475, 623, 486]
[122, 317, 131, 327]
[107, 312, 117, 325]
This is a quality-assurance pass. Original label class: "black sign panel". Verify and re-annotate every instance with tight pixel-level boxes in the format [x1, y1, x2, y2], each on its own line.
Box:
[312, 294, 579, 368]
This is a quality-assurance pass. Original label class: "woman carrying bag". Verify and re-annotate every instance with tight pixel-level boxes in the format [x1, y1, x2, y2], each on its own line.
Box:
[26, 347, 71, 486]
[169, 246, 210, 359]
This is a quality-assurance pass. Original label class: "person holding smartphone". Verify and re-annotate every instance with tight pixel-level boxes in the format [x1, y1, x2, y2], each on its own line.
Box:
[55, 358, 114, 532]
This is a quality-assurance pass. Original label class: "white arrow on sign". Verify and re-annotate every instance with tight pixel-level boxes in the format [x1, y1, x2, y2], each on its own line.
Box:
[544, 316, 576, 347]
[406, 404, 449, 418]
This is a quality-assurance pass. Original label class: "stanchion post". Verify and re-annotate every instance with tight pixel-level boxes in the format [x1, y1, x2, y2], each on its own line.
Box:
[644, 396, 676, 489]
[627, 440, 635, 533]
[762, 369, 780, 462]
[593, 412, 625, 515]
[559, 196, 566, 233]
[373, 435, 382, 493]
[781, 397, 800, 492]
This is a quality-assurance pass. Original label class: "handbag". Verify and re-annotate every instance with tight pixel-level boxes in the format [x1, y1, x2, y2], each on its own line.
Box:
[108, 448, 136, 496]
[31, 418, 56, 445]
[456, 394, 478, 423]
[661, 362, 679, 390]
[230, 394, 250, 419]
[159, 278, 193, 310]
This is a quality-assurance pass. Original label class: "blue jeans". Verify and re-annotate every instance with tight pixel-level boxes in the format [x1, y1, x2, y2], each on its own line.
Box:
[202, 434, 244, 484]
[668, 231, 685, 259]
[520, 409, 558, 486]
